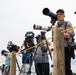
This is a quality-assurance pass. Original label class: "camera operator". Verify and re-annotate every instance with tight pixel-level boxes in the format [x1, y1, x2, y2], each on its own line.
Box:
[1, 50, 11, 75]
[34, 34, 52, 75]
[52, 9, 75, 75]
[17, 31, 35, 75]
[18, 41, 32, 75]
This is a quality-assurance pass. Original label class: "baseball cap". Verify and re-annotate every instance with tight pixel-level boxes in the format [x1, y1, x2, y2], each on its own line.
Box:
[56, 9, 65, 14]
[1, 50, 8, 55]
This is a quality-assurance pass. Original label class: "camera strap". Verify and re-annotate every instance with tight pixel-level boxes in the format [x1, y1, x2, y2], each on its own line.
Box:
[64, 21, 74, 42]
[65, 21, 75, 59]
[64, 21, 72, 44]
[64, 21, 67, 32]
[64, 21, 69, 44]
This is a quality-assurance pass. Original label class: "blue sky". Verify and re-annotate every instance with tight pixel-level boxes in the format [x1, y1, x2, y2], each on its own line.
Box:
[0, 0, 76, 73]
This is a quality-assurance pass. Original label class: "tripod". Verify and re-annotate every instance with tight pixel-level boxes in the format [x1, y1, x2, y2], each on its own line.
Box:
[41, 31, 52, 60]
[19, 31, 53, 75]
[34, 31, 53, 75]
[19, 47, 40, 75]
[18, 42, 50, 75]
[16, 58, 21, 71]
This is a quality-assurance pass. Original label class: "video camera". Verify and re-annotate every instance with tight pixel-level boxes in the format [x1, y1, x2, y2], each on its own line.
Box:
[25, 31, 35, 48]
[7, 41, 20, 52]
[35, 31, 46, 43]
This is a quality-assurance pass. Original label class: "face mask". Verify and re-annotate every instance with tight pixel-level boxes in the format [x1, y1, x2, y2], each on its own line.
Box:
[4, 54, 7, 56]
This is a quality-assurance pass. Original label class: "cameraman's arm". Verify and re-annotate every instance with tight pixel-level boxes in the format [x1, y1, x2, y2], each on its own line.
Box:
[47, 41, 52, 52]
[17, 43, 24, 54]
[52, 27, 71, 39]
[47, 41, 51, 48]
[17, 43, 26, 54]
[17, 46, 22, 54]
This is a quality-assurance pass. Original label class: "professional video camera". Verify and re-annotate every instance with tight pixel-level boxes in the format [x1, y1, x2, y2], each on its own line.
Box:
[25, 31, 35, 48]
[7, 41, 20, 52]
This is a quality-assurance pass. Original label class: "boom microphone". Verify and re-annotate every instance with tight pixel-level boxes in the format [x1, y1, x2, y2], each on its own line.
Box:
[42, 8, 57, 21]
[33, 24, 51, 31]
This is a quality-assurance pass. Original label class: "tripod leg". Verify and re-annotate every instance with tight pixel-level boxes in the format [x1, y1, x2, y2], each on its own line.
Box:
[16, 59, 21, 71]
[27, 50, 41, 75]
[19, 53, 31, 75]
[26, 54, 33, 75]
[19, 63, 26, 75]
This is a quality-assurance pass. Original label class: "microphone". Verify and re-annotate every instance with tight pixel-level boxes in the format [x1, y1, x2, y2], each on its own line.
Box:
[33, 24, 51, 31]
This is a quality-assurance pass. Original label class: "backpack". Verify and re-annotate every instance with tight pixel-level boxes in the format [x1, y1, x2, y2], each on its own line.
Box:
[65, 21, 75, 59]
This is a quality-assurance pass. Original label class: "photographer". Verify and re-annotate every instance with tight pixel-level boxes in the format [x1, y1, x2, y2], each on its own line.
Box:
[52, 9, 75, 75]
[1, 50, 11, 75]
[18, 41, 32, 75]
[34, 34, 51, 75]
[17, 31, 35, 75]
